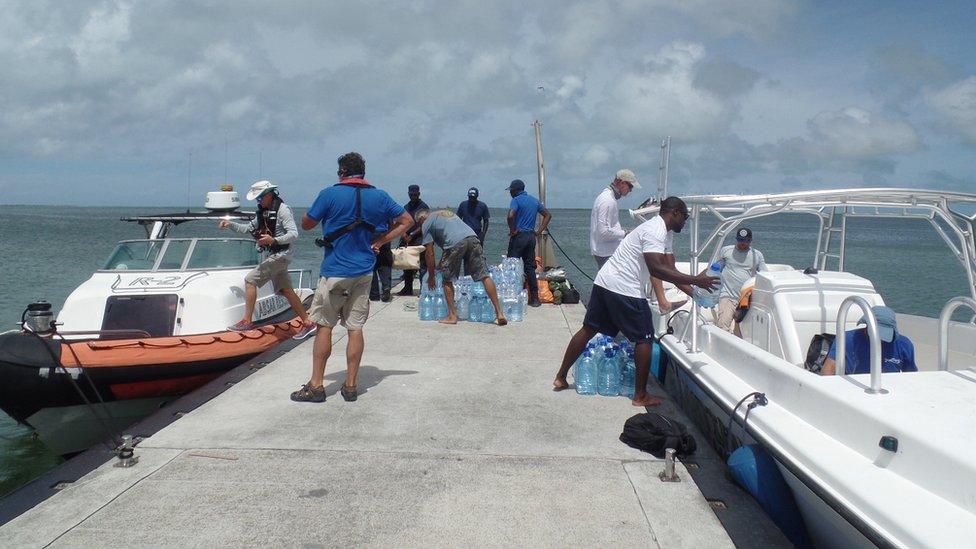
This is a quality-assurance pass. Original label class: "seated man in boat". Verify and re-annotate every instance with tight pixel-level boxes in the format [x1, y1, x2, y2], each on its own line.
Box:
[553, 197, 719, 406]
[715, 227, 766, 334]
[220, 180, 316, 339]
[821, 306, 917, 375]
[293, 152, 413, 403]
[414, 209, 506, 326]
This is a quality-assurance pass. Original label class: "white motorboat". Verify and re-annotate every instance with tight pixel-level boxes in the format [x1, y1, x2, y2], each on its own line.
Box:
[632, 189, 976, 547]
[0, 187, 314, 456]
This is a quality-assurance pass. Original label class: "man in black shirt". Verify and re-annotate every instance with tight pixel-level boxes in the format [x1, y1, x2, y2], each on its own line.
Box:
[397, 184, 430, 295]
[456, 187, 490, 244]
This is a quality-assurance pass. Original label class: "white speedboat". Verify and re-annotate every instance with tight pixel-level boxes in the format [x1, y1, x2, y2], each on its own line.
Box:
[633, 189, 976, 547]
[0, 187, 313, 456]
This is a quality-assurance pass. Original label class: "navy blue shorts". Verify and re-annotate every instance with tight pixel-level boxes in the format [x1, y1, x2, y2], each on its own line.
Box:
[584, 284, 655, 343]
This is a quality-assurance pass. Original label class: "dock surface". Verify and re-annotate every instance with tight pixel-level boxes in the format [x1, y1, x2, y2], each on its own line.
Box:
[1, 298, 733, 547]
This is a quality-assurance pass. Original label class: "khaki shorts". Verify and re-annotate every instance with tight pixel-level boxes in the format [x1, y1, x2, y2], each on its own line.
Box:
[245, 254, 292, 293]
[308, 274, 372, 330]
[714, 296, 737, 333]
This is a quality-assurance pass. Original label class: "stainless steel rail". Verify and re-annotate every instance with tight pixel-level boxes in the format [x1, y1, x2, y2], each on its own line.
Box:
[835, 296, 883, 394]
[938, 296, 976, 371]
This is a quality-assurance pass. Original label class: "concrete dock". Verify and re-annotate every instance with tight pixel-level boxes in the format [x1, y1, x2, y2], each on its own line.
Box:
[1, 298, 736, 547]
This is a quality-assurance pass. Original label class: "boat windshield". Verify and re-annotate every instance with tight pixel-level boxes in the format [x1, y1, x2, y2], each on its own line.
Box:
[102, 238, 260, 271]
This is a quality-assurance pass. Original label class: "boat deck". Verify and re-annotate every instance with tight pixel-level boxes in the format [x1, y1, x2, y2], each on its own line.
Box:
[2, 295, 755, 547]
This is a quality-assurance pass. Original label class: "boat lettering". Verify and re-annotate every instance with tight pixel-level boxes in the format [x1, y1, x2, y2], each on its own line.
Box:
[256, 294, 288, 319]
[129, 276, 184, 287]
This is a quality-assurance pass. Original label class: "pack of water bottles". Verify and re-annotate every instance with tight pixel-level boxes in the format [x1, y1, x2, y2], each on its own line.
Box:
[417, 257, 530, 323]
[572, 334, 637, 398]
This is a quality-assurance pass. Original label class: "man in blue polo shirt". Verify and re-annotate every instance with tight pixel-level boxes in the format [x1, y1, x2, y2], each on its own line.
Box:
[293, 152, 412, 404]
[821, 306, 917, 375]
[506, 179, 551, 307]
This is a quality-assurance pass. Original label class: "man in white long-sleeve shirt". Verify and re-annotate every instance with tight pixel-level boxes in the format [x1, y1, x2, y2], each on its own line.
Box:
[220, 180, 315, 338]
[589, 169, 640, 267]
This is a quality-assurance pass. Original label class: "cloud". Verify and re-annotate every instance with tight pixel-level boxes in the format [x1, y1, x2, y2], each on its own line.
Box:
[925, 76, 976, 146]
[800, 107, 921, 159]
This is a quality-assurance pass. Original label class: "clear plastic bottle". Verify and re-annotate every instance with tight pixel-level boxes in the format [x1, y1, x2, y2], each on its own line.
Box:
[479, 296, 495, 323]
[619, 348, 636, 399]
[693, 260, 725, 308]
[419, 291, 434, 321]
[457, 292, 470, 321]
[597, 347, 622, 396]
[434, 290, 448, 319]
[576, 351, 598, 395]
[468, 291, 482, 322]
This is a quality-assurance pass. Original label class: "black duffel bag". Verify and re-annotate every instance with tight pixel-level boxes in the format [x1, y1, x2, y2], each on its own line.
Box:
[619, 413, 697, 458]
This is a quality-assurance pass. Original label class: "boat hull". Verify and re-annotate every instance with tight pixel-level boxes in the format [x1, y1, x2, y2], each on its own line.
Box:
[0, 317, 303, 455]
[658, 341, 875, 549]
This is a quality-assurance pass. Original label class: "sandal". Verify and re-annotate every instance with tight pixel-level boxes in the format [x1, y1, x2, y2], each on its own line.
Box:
[340, 384, 358, 402]
[290, 383, 326, 403]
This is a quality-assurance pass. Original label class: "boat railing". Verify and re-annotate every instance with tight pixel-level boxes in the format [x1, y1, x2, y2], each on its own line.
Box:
[289, 268, 313, 289]
[835, 296, 884, 394]
[938, 296, 976, 371]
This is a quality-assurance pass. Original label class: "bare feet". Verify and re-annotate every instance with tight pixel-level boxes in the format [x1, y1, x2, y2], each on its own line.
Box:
[552, 378, 570, 391]
[632, 395, 664, 407]
[496, 317, 508, 326]
[438, 316, 458, 325]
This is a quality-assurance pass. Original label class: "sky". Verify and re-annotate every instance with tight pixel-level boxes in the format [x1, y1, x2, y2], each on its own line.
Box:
[1, 0, 974, 209]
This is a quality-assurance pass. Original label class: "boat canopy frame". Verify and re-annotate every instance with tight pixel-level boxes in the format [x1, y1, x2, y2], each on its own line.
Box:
[121, 211, 255, 239]
[630, 188, 976, 352]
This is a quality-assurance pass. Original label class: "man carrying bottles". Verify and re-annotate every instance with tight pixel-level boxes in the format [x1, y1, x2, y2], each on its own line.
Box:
[552, 197, 718, 406]
[506, 179, 551, 308]
[415, 209, 506, 326]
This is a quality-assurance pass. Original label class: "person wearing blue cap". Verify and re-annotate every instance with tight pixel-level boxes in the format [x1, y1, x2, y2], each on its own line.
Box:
[506, 179, 551, 307]
[714, 227, 766, 333]
[456, 187, 490, 244]
[821, 306, 917, 375]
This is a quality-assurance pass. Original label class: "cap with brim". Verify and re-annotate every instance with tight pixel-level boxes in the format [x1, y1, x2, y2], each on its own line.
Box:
[857, 306, 897, 342]
[468, 187, 478, 197]
[615, 169, 641, 189]
[735, 228, 753, 241]
[506, 179, 525, 191]
[408, 184, 420, 193]
[246, 180, 278, 201]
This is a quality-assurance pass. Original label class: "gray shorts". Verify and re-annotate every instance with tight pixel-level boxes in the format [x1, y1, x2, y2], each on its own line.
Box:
[439, 236, 489, 281]
[245, 254, 292, 293]
[308, 274, 372, 330]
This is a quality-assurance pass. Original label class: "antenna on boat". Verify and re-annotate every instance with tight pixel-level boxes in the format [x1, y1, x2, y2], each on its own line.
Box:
[224, 136, 229, 185]
[186, 150, 193, 213]
[258, 150, 263, 180]
[657, 136, 671, 201]
[532, 120, 557, 268]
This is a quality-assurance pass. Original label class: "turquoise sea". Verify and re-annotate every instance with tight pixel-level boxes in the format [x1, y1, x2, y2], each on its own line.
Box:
[0, 204, 970, 496]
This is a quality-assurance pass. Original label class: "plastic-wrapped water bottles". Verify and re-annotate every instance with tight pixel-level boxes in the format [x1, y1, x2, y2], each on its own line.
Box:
[693, 260, 725, 308]
[620, 348, 636, 399]
[575, 350, 598, 395]
[597, 346, 622, 396]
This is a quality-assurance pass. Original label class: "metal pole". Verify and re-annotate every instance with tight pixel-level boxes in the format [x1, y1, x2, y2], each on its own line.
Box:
[658, 137, 671, 202]
[938, 296, 976, 370]
[690, 204, 701, 353]
[835, 296, 882, 394]
[533, 120, 556, 268]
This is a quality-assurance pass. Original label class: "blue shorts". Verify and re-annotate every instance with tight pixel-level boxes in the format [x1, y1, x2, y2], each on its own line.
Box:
[584, 284, 655, 344]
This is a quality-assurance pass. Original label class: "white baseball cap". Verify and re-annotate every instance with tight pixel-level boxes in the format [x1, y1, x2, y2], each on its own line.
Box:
[615, 169, 641, 189]
[246, 180, 278, 201]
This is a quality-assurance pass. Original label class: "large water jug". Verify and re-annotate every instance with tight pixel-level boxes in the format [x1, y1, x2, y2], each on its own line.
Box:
[479, 296, 495, 323]
[575, 351, 598, 395]
[519, 289, 528, 318]
[457, 293, 470, 321]
[469, 291, 483, 321]
[434, 291, 448, 319]
[572, 343, 596, 384]
[620, 348, 636, 399]
[419, 292, 434, 321]
[597, 347, 622, 396]
[508, 296, 523, 322]
[693, 260, 725, 308]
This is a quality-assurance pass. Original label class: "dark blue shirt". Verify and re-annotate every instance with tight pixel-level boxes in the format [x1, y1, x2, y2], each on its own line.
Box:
[306, 184, 405, 278]
[402, 199, 429, 244]
[509, 191, 544, 232]
[456, 200, 490, 236]
[826, 329, 917, 375]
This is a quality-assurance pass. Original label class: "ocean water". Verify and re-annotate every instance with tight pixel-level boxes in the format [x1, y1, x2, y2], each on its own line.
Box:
[0, 204, 970, 496]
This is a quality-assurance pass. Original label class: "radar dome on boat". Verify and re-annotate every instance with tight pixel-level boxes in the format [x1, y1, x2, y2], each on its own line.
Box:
[205, 185, 241, 211]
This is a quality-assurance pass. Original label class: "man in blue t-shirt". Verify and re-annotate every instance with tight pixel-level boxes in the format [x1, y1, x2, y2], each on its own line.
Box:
[506, 179, 551, 307]
[291, 152, 412, 404]
[822, 305, 917, 375]
[456, 187, 490, 244]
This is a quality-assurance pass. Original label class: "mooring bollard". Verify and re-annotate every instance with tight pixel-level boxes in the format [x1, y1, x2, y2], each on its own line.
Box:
[114, 434, 139, 468]
[659, 448, 680, 482]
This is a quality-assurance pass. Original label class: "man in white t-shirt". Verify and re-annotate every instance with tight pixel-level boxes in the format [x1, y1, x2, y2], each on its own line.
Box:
[553, 197, 718, 407]
[589, 169, 640, 267]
